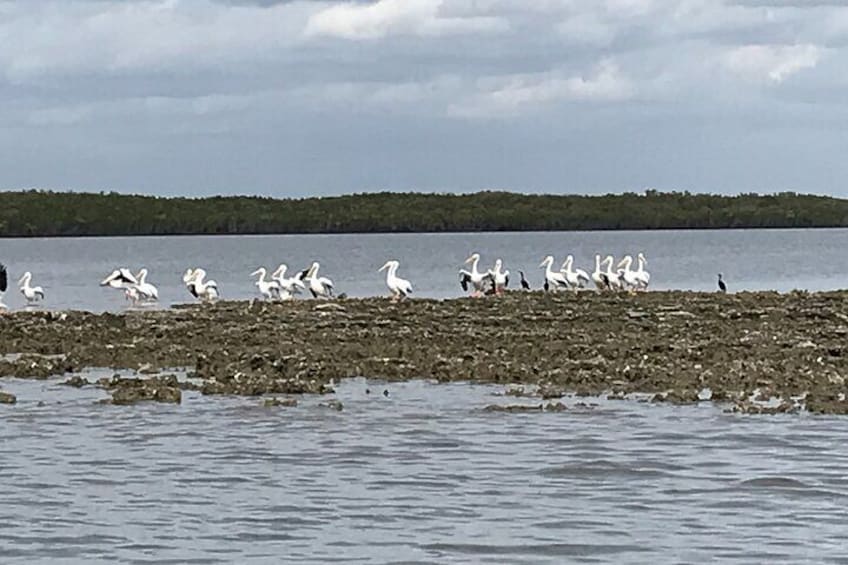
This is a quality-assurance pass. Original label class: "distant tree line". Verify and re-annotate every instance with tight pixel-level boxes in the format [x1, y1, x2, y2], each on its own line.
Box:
[0, 189, 846, 237]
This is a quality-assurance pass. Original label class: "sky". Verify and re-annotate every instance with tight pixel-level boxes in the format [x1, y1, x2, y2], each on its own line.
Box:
[1, 0, 847, 198]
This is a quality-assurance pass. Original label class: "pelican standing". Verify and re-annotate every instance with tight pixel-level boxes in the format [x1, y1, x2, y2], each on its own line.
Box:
[18, 272, 45, 304]
[459, 253, 492, 297]
[561, 256, 590, 290]
[378, 260, 413, 301]
[617, 255, 641, 290]
[0, 264, 7, 312]
[539, 256, 569, 292]
[633, 252, 650, 290]
[100, 268, 138, 290]
[302, 262, 335, 299]
[133, 268, 159, 302]
[488, 259, 509, 295]
[250, 267, 281, 300]
[603, 255, 623, 291]
[189, 268, 219, 302]
[271, 264, 306, 299]
[591, 254, 608, 290]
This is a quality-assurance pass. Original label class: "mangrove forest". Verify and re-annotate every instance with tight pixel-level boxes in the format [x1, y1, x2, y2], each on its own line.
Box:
[0, 189, 846, 237]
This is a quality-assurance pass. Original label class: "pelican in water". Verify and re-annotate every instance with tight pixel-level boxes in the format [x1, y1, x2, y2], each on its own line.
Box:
[18, 272, 45, 304]
[617, 256, 641, 291]
[133, 268, 159, 302]
[459, 253, 492, 297]
[379, 260, 413, 301]
[488, 259, 509, 295]
[561, 256, 590, 290]
[271, 264, 306, 299]
[100, 268, 138, 289]
[302, 262, 335, 299]
[591, 254, 609, 290]
[250, 267, 281, 300]
[187, 268, 219, 302]
[633, 252, 650, 290]
[539, 256, 569, 292]
[603, 255, 623, 291]
[0, 264, 7, 312]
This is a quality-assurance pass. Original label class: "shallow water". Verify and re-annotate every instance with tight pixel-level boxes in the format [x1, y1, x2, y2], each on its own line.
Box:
[1, 228, 848, 311]
[1, 377, 848, 563]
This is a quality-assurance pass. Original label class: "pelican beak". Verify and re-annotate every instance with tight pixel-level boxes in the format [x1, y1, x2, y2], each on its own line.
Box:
[17, 275, 25, 286]
[464, 256, 474, 264]
[250, 269, 262, 277]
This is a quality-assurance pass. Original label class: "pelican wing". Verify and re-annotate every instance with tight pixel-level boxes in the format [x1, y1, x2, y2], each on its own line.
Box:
[504, 274, 510, 288]
[187, 283, 199, 298]
[0, 263, 6, 293]
[298, 268, 310, 281]
[459, 272, 471, 292]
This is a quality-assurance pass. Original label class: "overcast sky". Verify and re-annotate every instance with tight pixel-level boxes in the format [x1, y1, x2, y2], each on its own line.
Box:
[1, 0, 846, 197]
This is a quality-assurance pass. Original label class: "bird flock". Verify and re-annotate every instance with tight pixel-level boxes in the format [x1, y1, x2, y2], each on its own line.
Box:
[0, 252, 729, 312]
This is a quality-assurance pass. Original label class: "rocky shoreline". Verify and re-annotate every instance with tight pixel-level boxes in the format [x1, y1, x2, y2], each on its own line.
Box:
[1, 291, 848, 413]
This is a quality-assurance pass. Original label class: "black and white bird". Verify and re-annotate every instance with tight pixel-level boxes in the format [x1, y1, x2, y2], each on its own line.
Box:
[302, 262, 335, 299]
[0, 263, 7, 311]
[519, 270, 531, 290]
[717, 273, 727, 293]
[100, 268, 138, 289]
[488, 258, 509, 295]
[250, 267, 281, 300]
[184, 267, 219, 302]
[18, 272, 45, 304]
[539, 256, 569, 292]
[379, 259, 413, 301]
[459, 252, 492, 297]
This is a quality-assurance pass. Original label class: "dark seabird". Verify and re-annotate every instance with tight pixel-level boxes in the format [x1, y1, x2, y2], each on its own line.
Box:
[717, 273, 727, 293]
[519, 270, 530, 290]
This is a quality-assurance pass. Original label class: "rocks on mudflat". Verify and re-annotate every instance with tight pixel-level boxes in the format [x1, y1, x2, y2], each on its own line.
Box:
[0, 390, 16, 404]
[98, 375, 182, 405]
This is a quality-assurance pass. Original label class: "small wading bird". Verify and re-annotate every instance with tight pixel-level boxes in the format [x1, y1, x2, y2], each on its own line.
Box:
[539, 256, 569, 292]
[0, 264, 7, 312]
[378, 260, 413, 301]
[18, 271, 45, 304]
[250, 267, 281, 300]
[459, 252, 492, 297]
[718, 273, 727, 293]
[488, 259, 509, 295]
[185, 267, 219, 302]
[302, 262, 335, 299]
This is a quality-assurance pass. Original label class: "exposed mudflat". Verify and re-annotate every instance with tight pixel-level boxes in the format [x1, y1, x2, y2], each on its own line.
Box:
[2, 291, 848, 413]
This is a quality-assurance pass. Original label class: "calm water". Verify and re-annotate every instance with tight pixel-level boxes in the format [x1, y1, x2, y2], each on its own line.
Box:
[1, 377, 847, 564]
[1, 229, 847, 311]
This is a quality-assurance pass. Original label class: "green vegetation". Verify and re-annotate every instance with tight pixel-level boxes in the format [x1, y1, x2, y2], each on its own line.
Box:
[0, 189, 846, 236]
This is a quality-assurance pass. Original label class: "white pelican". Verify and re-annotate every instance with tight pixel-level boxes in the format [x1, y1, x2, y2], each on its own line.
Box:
[617, 256, 641, 290]
[591, 254, 608, 290]
[378, 260, 413, 301]
[459, 253, 492, 297]
[539, 256, 569, 292]
[271, 264, 306, 299]
[0, 264, 7, 312]
[18, 272, 45, 304]
[561, 256, 590, 290]
[302, 262, 335, 299]
[634, 252, 650, 290]
[519, 270, 531, 290]
[133, 268, 159, 302]
[488, 259, 509, 296]
[188, 268, 219, 302]
[250, 267, 281, 300]
[603, 255, 623, 290]
[100, 268, 138, 289]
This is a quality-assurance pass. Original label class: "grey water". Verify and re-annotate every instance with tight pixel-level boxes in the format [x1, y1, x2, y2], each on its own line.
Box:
[1, 377, 848, 564]
[1, 228, 848, 311]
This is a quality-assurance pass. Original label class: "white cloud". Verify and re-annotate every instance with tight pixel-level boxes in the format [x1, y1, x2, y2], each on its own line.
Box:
[304, 0, 508, 40]
[724, 44, 822, 83]
[449, 59, 635, 118]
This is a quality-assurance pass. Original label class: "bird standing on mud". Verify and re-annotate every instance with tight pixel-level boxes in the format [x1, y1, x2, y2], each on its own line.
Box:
[379, 260, 413, 301]
[519, 270, 530, 290]
[250, 267, 281, 300]
[185, 268, 219, 302]
[18, 272, 45, 304]
[488, 259, 509, 296]
[0, 264, 8, 312]
[302, 262, 335, 299]
[539, 256, 569, 292]
[717, 273, 727, 293]
[459, 252, 492, 297]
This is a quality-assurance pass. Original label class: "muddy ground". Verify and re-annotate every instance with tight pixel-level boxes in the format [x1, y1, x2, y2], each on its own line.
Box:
[1, 291, 848, 413]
